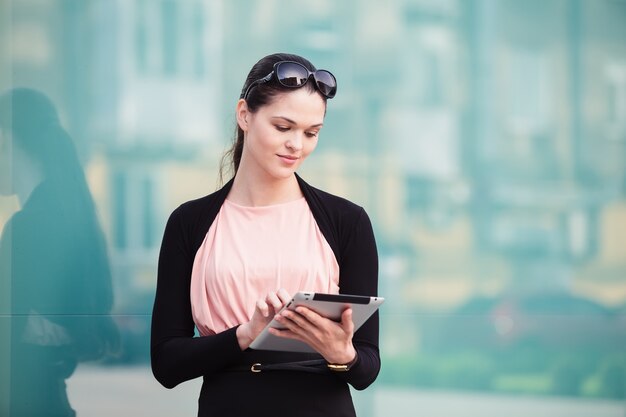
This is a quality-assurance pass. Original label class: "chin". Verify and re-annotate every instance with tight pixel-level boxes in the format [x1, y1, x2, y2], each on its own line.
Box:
[268, 167, 298, 181]
[272, 171, 296, 181]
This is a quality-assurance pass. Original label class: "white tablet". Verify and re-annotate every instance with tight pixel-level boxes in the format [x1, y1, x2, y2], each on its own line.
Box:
[249, 292, 384, 353]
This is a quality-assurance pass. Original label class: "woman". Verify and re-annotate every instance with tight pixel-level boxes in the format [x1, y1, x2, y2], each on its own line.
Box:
[0, 88, 118, 417]
[151, 53, 380, 417]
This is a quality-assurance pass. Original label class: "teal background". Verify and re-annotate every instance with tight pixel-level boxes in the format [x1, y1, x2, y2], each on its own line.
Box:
[1, 0, 625, 416]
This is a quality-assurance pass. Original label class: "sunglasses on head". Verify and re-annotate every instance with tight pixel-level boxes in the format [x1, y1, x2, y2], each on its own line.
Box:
[241, 61, 337, 100]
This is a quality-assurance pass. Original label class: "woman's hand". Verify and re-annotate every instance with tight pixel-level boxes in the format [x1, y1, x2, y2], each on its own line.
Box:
[270, 306, 357, 365]
[236, 288, 291, 350]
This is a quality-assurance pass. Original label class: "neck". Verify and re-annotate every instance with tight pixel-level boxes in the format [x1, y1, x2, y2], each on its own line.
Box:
[229, 170, 302, 207]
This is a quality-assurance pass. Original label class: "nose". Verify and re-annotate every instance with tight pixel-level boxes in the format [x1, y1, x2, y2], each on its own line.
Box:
[285, 132, 303, 151]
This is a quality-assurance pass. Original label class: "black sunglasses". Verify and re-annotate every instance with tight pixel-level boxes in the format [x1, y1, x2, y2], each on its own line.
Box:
[241, 61, 337, 100]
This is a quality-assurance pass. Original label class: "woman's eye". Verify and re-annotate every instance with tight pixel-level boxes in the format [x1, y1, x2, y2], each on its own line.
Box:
[305, 131, 319, 138]
[275, 126, 289, 132]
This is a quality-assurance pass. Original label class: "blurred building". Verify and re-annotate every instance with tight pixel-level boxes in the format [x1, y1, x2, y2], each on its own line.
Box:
[359, 0, 626, 311]
[85, 0, 223, 305]
[2, 0, 224, 309]
[463, 0, 626, 300]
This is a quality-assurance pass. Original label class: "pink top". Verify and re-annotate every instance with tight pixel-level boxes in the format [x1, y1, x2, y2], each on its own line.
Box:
[190, 197, 340, 336]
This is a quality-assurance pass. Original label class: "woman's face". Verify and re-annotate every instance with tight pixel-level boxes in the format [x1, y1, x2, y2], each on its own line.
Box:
[238, 88, 326, 181]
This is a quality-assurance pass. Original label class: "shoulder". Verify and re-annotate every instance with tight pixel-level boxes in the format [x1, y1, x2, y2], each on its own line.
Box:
[164, 180, 232, 249]
[169, 179, 232, 224]
[298, 176, 377, 272]
[298, 175, 372, 236]
[298, 176, 364, 215]
[1, 203, 48, 245]
[171, 190, 221, 221]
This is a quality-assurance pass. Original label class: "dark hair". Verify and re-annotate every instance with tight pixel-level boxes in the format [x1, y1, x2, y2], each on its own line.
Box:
[0, 88, 97, 223]
[219, 53, 327, 182]
[0, 88, 80, 189]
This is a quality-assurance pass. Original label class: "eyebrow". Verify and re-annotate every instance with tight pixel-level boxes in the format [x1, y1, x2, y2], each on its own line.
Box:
[271, 116, 324, 128]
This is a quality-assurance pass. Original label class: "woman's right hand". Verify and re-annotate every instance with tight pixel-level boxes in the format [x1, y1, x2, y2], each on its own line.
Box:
[236, 288, 291, 350]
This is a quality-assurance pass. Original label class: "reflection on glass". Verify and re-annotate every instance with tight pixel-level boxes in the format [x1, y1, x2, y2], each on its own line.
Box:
[0, 88, 119, 417]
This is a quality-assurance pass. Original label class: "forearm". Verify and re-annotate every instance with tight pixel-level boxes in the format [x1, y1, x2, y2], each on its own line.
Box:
[333, 339, 380, 390]
[151, 326, 242, 388]
[335, 208, 381, 389]
[151, 206, 247, 388]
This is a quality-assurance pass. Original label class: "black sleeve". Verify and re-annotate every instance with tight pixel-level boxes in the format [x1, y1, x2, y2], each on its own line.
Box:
[335, 208, 381, 390]
[150, 205, 244, 389]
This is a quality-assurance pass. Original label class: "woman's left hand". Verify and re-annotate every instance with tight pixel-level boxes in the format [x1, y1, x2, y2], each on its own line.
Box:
[269, 306, 357, 365]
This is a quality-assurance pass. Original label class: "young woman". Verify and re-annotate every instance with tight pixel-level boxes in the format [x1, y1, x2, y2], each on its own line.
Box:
[151, 53, 380, 417]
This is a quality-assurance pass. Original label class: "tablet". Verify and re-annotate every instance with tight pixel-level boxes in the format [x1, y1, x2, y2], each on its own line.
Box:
[249, 292, 384, 353]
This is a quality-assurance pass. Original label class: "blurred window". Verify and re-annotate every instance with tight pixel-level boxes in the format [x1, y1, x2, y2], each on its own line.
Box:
[161, 0, 178, 76]
[192, 1, 206, 78]
[112, 169, 158, 251]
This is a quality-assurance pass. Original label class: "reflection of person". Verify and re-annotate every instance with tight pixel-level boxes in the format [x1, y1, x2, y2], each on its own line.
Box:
[0, 88, 118, 417]
[151, 53, 380, 417]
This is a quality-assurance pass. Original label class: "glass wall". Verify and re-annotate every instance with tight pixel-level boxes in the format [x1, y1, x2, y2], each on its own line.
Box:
[1, 0, 625, 416]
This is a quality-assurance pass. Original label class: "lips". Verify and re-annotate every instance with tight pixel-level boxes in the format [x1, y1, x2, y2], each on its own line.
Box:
[278, 154, 299, 160]
[277, 154, 300, 164]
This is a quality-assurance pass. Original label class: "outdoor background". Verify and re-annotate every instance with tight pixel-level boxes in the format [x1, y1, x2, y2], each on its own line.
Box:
[1, 0, 625, 416]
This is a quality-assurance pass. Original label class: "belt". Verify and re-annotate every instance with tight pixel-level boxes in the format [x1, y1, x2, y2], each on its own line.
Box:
[225, 359, 330, 375]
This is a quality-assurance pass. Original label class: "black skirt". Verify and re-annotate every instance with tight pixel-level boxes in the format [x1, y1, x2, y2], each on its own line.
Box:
[198, 368, 356, 417]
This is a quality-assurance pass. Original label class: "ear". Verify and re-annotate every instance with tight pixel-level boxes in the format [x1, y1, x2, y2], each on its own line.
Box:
[235, 99, 250, 132]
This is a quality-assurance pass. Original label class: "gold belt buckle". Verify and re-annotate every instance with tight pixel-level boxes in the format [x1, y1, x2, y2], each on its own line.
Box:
[250, 363, 262, 373]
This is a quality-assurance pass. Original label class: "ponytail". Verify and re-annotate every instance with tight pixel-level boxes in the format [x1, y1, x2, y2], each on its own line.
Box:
[219, 124, 244, 184]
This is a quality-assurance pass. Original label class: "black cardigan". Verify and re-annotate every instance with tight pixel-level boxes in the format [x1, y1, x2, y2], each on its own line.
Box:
[150, 174, 380, 394]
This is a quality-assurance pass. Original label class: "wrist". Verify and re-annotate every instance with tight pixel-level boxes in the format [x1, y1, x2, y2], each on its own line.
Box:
[327, 348, 358, 372]
[236, 323, 253, 350]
